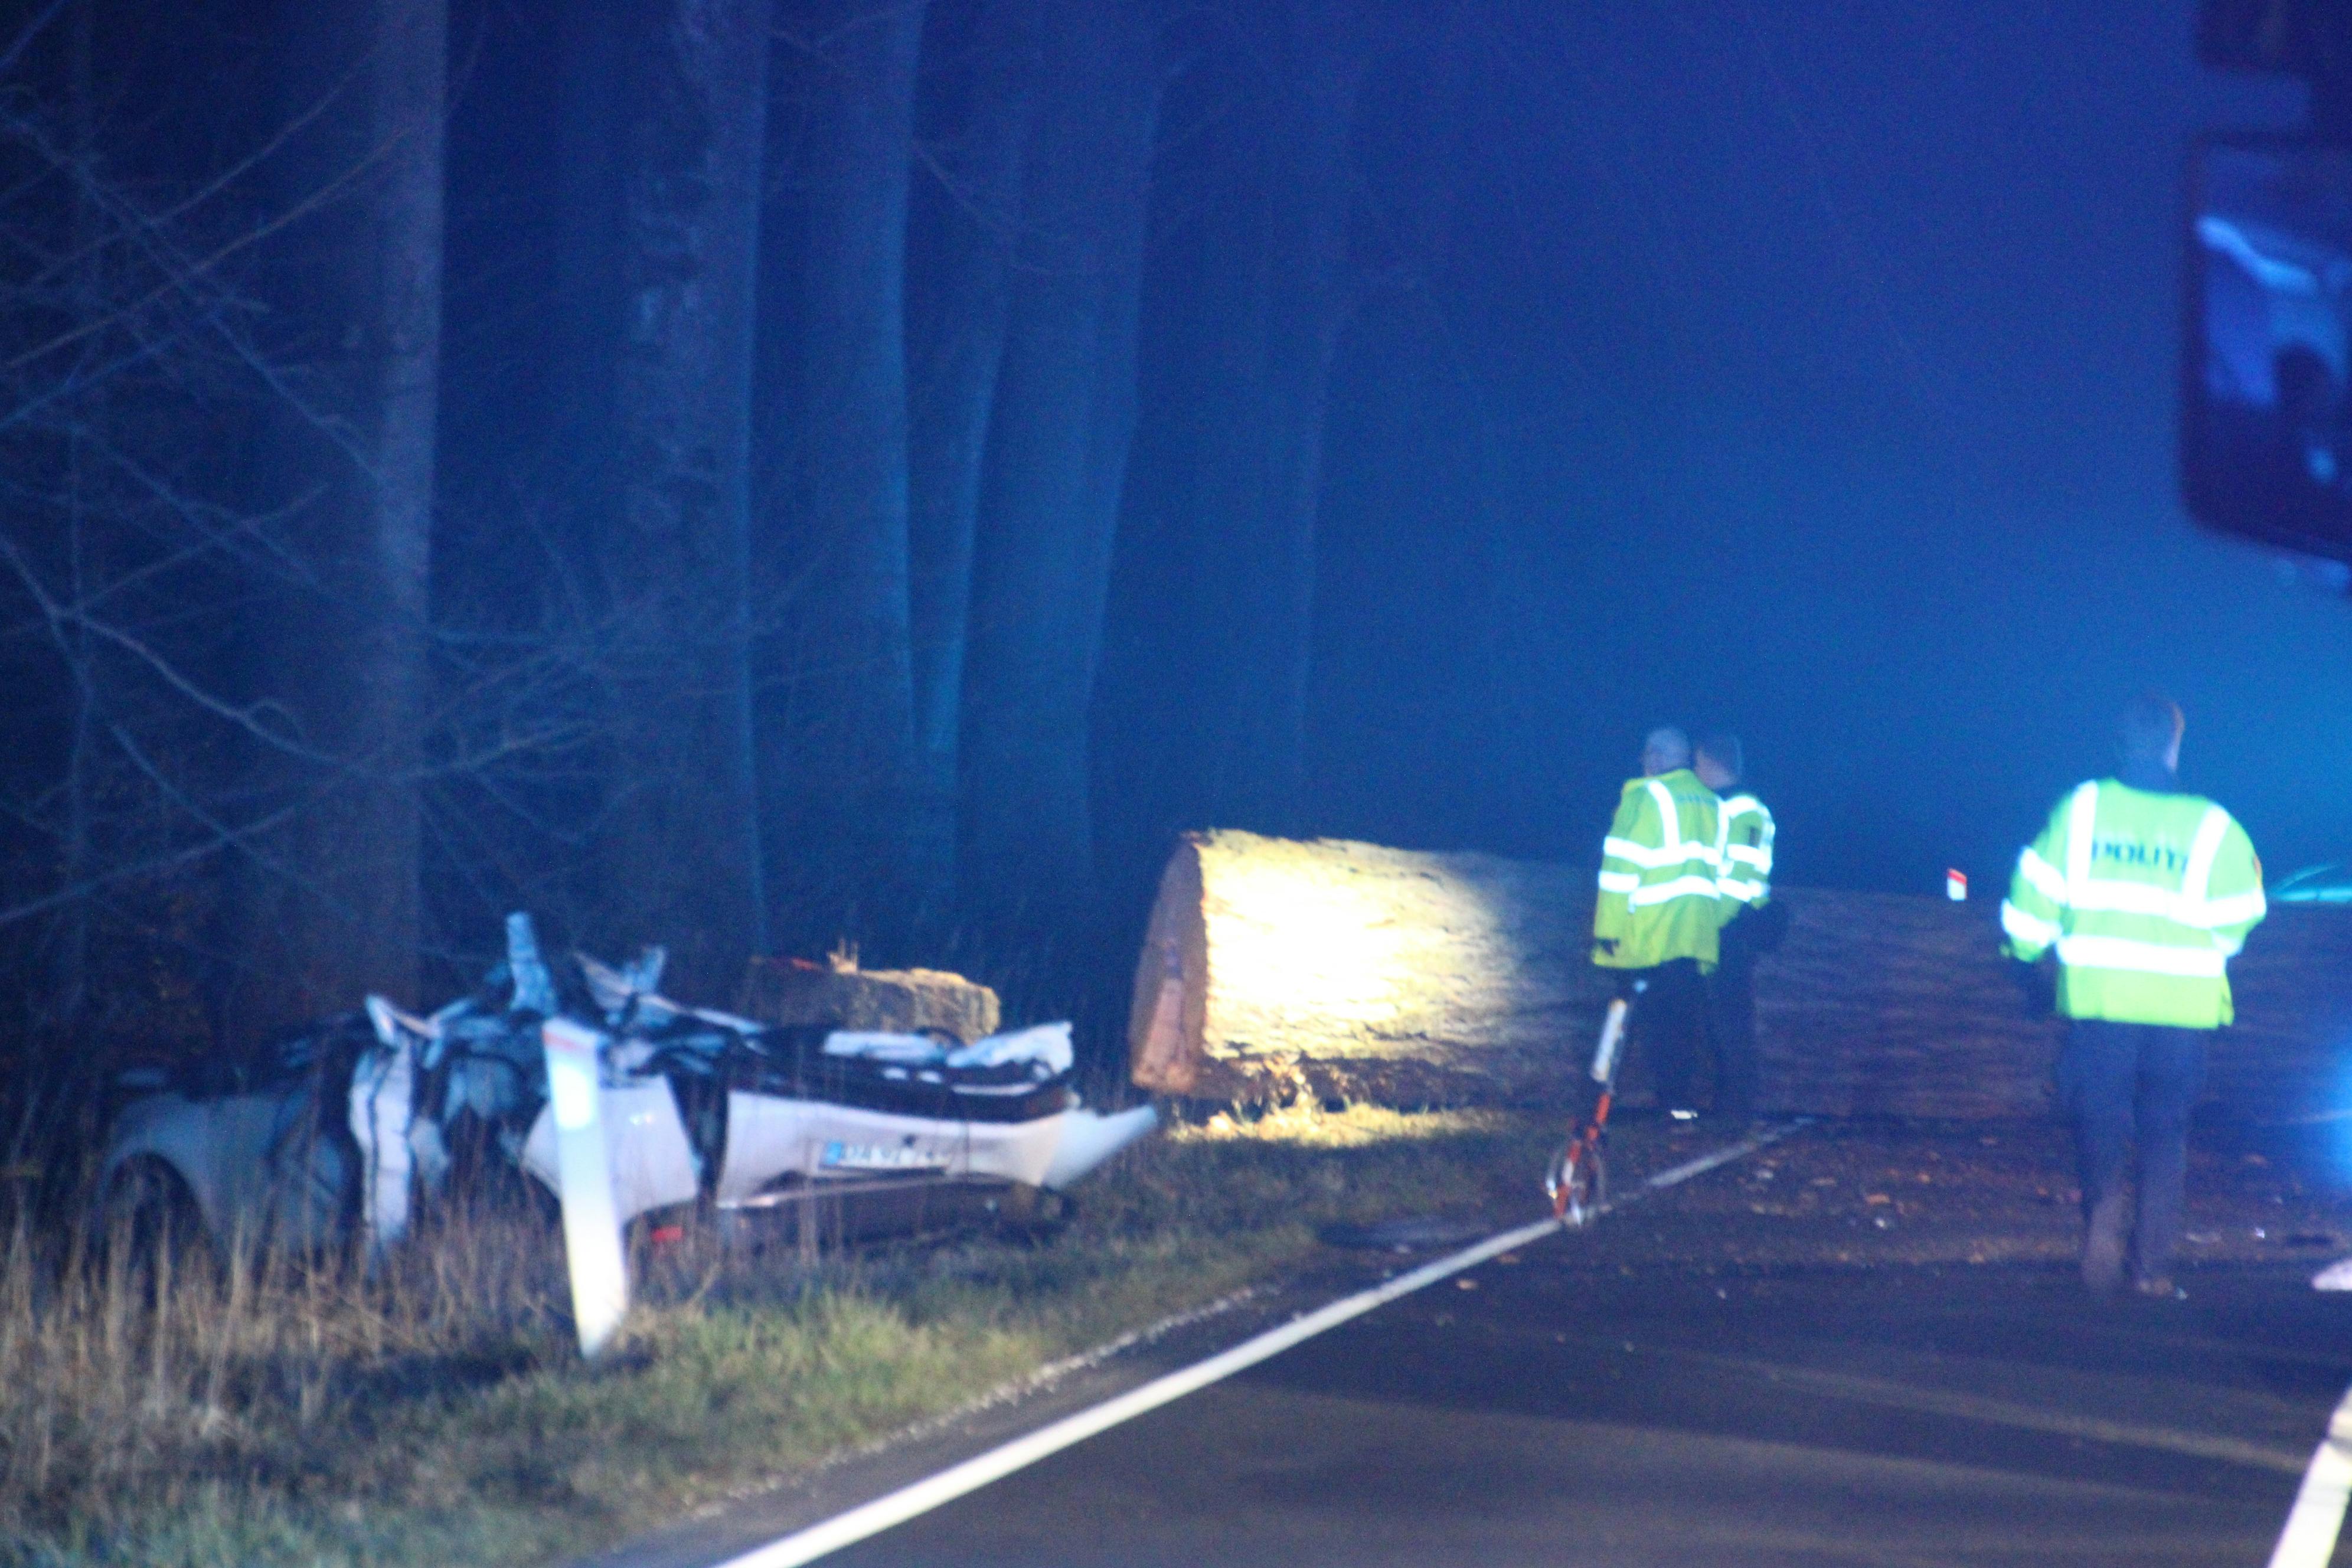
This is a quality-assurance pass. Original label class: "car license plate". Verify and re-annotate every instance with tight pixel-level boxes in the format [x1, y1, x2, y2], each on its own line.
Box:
[821, 1140, 948, 1173]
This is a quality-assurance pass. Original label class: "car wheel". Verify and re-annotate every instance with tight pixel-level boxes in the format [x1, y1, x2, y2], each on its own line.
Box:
[92, 1157, 212, 1278]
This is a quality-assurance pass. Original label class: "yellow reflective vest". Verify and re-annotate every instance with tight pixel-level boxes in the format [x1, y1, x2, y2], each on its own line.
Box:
[2000, 779, 2265, 1028]
[1716, 791, 1775, 910]
[1595, 769, 1724, 970]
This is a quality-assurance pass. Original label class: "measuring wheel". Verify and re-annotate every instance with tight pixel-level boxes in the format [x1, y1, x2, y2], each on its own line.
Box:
[1545, 1138, 1608, 1226]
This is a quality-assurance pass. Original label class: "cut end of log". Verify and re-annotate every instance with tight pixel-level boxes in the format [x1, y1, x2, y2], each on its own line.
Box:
[1126, 829, 1605, 1107]
[1128, 836, 1210, 1095]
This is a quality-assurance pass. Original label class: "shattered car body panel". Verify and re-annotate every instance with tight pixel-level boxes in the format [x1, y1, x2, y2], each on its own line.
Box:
[102, 1084, 353, 1250]
[97, 915, 1159, 1252]
[515, 1010, 1155, 1230]
[517, 1080, 700, 1223]
[711, 1093, 1063, 1199]
[97, 1010, 380, 1250]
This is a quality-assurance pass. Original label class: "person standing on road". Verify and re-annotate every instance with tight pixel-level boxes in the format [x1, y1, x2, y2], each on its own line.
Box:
[2000, 693, 2266, 1297]
[1595, 727, 1724, 1123]
[1697, 733, 1782, 1124]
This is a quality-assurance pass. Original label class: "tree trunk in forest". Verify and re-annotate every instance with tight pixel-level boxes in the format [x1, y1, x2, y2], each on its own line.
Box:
[1188, 13, 1373, 835]
[1093, 4, 1375, 873]
[961, 0, 1161, 919]
[589, 0, 774, 995]
[906, 0, 1035, 920]
[50, 0, 104, 1035]
[231, 0, 446, 1035]
[762, 0, 928, 948]
[551, 1, 625, 488]
[1234, 3, 1378, 831]
[1131, 831, 2352, 1123]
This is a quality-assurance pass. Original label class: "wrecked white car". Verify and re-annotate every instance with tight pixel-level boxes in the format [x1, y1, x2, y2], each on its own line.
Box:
[96, 915, 1157, 1254]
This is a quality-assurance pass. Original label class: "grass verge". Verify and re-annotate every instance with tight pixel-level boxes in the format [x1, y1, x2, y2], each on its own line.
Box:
[2, 1105, 1558, 1568]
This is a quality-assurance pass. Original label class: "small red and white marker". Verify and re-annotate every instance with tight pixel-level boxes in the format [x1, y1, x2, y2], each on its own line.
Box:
[1946, 869, 1968, 901]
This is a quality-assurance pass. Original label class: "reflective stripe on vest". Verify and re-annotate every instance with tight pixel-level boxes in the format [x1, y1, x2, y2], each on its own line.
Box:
[2002, 900, 2059, 948]
[1629, 874, 1722, 907]
[1603, 835, 1711, 870]
[1648, 779, 1680, 854]
[2054, 934, 2227, 978]
[1715, 792, 1772, 903]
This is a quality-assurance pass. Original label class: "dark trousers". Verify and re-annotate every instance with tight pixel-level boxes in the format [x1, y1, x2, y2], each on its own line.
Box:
[1623, 958, 1708, 1111]
[1706, 912, 1763, 1121]
[2058, 1019, 2207, 1284]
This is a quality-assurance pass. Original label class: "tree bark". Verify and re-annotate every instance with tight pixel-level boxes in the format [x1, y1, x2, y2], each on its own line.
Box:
[1194, 3, 1373, 832]
[551, 0, 626, 483]
[959, 0, 1161, 918]
[231, 0, 446, 1035]
[1131, 831, 2352, 1123]
[905, 0, 1035, 918]
[761, 0, 929, 946]
[1233, 1, 1376, 830]
[1093, 4, 1376, 877]
[51, 0, 104, 1034]
[591, 0, 775, 994]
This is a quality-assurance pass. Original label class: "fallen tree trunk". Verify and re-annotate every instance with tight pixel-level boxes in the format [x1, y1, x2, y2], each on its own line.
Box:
[1756, 890, 2063, 1118]
[1128, 830, 2352, 1121]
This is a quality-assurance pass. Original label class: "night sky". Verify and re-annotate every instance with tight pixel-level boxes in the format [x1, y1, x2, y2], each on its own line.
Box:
[1282, 4, 2341, 902]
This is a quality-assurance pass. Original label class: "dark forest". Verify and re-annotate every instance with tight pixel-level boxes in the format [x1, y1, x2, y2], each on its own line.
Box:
[0, 0, 1498, 1126]
[0, 0, 2340, 1137]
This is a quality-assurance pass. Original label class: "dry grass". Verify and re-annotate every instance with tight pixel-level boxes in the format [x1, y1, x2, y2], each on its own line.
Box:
[0, 1195, 574, 1561]
[0, 1105, 1555, 1567]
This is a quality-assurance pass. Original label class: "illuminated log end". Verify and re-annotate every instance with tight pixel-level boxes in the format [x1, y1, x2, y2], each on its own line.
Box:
[1128, 835, 1210, 1095]
[1126, 831, 1609, 1108]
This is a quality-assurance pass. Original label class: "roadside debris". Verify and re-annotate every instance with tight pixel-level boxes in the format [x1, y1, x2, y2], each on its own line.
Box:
[1318, 1215, 1491, 1252]
[97, 915, 1156, 1255]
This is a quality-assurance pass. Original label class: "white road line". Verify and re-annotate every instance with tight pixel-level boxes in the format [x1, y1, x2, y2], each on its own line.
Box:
[706, 1122, 1801, 1568]
[2269, 1382, 2352, 1568]
[1627, 1120, 1804, 1199]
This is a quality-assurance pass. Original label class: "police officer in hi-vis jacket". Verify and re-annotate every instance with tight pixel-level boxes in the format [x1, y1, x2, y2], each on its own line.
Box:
[1595, 727, 1724, 1122]
[2001, 693, 2265, 1297]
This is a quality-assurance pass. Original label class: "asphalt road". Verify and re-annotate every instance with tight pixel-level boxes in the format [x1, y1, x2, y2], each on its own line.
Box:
[583, 1121, 2352, 1568]
[803, 1246, 2352, 1567]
